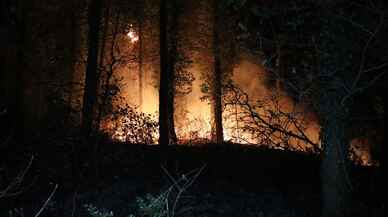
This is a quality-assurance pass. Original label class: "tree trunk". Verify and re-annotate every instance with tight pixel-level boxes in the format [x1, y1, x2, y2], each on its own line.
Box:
[158, 0, 169, 145]
[317, 1, 352, 215]
[320, 102, 350, 217]
[65, 0, 77, 124]
[76, 0, 102, 182]
[167, 0, 179, 144]
[96, 0, 112, 128]
[94, 0, 112, 181]
[212, 0, 224, 144]
[81, 0, 102, 139]
[12, 0, 29, 140]
[138, 11, 144, 111]
[380, 91, 387, 210]
[159, 0, 177, 145]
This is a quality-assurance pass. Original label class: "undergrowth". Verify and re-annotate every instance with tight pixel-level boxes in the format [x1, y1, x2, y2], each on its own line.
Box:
[84, 165, 205, 217]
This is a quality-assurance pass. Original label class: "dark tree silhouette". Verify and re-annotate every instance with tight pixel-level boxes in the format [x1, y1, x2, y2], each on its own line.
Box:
[159, 0, 178, 145]
[81, 0, 103, 139]
[158, 0, 170, 145]
[227, 1, 387, 216]
[13, 0, 29, 141]
[211, 0, 224, 144]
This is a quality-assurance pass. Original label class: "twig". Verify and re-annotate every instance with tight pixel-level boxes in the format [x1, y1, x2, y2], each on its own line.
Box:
[352, 11, 384, 91]
[161, 166, 182, 191]
[331, 13, 374, 35]
[71, 190, 78, 217]
[0, 155, 34, 199]
[0, 127, 15, 150]
[170, 165, 205, 217]
[34, 184, 58, 217]
[362, 62, 388, 74]
[159, 165, 206, 217]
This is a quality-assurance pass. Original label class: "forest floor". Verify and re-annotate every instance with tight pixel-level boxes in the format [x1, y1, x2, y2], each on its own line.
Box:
[1, 141, 382, 217]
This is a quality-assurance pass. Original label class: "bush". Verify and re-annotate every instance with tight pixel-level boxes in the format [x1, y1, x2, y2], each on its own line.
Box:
[101, 104, 158, 144]
[84, 166, 205, 217]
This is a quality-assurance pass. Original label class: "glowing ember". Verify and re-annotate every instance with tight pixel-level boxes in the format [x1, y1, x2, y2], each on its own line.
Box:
[105, 115, 159, 144]
[350, 137, 378, 166]
[112, 127, 127, 142]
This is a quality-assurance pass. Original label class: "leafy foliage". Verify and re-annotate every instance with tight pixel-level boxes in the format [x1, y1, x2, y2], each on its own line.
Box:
[85, 204, 114, 217]
[135, 193, 168, 217]
[102, 104, 158, 144]
[84, 166, 205, 217]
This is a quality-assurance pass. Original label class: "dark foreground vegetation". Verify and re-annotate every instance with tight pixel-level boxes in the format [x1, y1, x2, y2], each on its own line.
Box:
[0, 138, 382, 217]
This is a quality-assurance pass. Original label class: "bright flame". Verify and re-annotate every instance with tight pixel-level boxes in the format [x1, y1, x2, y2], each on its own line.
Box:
[127, 29, 139, 43]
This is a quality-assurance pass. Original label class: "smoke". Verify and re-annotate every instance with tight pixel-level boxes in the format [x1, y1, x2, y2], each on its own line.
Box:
[227, 53, 321, 150]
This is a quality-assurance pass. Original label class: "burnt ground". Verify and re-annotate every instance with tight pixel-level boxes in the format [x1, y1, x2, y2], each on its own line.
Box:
[0, 141, 382, 217]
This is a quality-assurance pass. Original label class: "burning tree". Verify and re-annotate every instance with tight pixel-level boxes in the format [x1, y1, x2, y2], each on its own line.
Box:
[95, 0, 162, 145]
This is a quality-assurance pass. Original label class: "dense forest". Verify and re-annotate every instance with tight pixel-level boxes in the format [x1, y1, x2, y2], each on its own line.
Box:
[0, 0, 387, 217]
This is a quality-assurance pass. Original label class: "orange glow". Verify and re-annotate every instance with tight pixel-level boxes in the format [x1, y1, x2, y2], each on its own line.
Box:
[101, 56, 321, 151]
[95, 33, 374, 165]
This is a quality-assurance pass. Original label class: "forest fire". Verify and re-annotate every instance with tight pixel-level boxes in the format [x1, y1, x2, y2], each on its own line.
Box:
[91, 1, 326, 153]
[101, 54, 323, 148]
[2, 0, 386, 216]
[96, 15, 375, 165]
[99, 49, 377, 166]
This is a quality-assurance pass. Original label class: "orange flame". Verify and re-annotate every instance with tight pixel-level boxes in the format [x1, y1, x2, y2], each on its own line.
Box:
[127, 25, 139, 43]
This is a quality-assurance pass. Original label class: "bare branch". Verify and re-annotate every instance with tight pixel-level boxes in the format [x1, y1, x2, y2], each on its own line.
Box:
[362, 62, 388, 73]
[352, 11, 385, 90]
[0, 155, 34, 199]
[224, 83, 320, 152]
[34, 184, 58, 217]
[331, 13, 374, 35]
